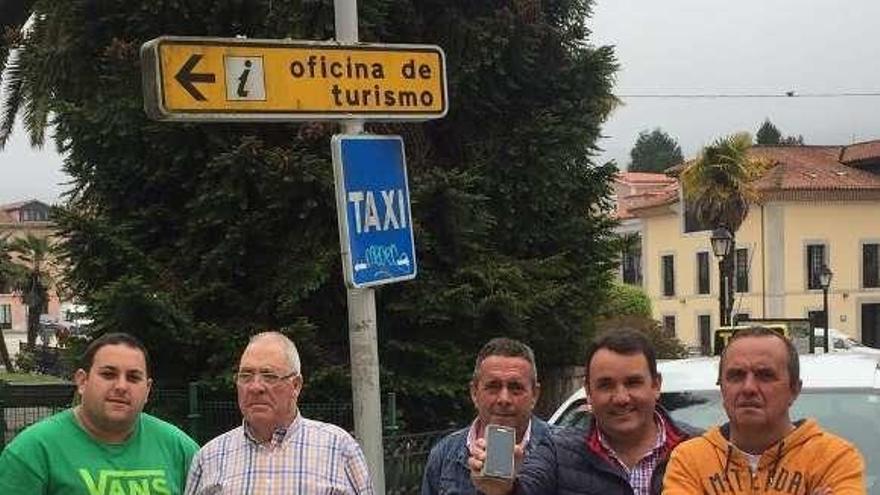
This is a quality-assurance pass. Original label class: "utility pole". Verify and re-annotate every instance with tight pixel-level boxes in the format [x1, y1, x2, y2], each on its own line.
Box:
[334, 1, 386, 493]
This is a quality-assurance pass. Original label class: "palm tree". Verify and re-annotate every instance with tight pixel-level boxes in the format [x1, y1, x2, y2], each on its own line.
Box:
[0, 0, 48, 149]
[9, 233, 53, 347]
[680, 132, 771, 232]
[0, 235, 17, 371]
[680, 132, 772, 324]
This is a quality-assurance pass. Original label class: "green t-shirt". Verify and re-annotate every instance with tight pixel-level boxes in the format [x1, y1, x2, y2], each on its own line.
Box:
[0, 408, 199, 495]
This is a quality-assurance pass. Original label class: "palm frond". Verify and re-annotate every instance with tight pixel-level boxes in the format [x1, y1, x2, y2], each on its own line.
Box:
[22, 75, 48, 147]
[0, 47, 25, 149]
[0, 43, 7, 78]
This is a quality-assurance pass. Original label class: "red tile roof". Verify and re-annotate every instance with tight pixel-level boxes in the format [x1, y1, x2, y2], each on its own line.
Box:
[613, 172, 678, 219]
[616, 183, 679, 219]
[626, 140, 880, 215]
[615, 172, 676, 185]
[840, 139, 880, 164]
[751, 145, 880, 192]
[0, 201, 32, 211]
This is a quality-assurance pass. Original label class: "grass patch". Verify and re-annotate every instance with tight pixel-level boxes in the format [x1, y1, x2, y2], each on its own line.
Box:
[0, 372, 69, 384]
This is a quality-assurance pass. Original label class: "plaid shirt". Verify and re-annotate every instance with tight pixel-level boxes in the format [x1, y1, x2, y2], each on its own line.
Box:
[596, 412, 667, 495]
[185, 414, 374, 495]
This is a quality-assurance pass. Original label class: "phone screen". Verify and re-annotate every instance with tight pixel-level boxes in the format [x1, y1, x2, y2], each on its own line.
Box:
[482, 424, 515, 479]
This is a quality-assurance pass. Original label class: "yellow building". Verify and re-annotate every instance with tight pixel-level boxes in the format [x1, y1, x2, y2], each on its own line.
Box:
[0, 200, 62, 333]
[621, 141, 880, 353]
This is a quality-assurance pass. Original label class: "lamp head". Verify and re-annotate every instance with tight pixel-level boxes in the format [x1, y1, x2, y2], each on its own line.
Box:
[819, 265, 833, 289]
[710, 227, 733, 258]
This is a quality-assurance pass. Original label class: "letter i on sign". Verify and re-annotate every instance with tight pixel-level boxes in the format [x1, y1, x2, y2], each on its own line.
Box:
[224, 56, 267, 101]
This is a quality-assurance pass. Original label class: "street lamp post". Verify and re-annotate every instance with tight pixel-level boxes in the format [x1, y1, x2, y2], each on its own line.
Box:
[711, 227, 734, 328]
[819, 265, 833, 353]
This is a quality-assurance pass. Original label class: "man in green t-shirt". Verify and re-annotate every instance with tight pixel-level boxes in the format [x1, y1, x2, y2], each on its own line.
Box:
[0, 332, 198, 495]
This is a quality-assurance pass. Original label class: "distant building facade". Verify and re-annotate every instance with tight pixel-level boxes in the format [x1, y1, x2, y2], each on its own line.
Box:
[612, 172, 677, 286]
[0, 200, 61, 333]
[619, 141, 880, 352]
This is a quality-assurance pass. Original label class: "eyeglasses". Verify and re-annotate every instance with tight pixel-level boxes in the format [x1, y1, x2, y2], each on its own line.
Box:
[234, 370, 298, 385]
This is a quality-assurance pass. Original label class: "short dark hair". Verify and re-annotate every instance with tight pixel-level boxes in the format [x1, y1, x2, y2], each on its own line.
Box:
[80, 332, 151, 376]
[472, 338, 538, 386]
[718, 326, 800, 389]
[584, 329, 658, 383]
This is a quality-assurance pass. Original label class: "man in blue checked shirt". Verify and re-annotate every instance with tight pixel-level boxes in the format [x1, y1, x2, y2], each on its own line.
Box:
[184, 331, 374, 495]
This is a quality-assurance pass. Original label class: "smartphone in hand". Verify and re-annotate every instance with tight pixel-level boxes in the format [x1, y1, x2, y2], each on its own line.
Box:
[481, 424, 516, 479]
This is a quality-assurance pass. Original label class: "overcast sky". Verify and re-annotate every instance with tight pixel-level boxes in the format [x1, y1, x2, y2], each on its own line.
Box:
[0, 121, 68, 205]
[2, 0, 880, 204]
[591, 0, 880, 168]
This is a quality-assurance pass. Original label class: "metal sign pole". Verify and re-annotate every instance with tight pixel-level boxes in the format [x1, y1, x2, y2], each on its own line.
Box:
[334, 1, 386, 493]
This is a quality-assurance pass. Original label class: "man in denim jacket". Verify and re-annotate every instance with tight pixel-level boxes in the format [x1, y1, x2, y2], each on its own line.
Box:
[421, 338, 551, 495]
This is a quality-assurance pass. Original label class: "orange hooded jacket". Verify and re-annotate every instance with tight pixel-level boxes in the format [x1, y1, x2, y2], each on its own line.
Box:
[662, 418, 865, 494]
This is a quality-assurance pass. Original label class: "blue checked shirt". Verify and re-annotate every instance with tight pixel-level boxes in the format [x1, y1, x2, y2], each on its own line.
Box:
[597, 412, 667, 495]
[185, 414, 374, 494]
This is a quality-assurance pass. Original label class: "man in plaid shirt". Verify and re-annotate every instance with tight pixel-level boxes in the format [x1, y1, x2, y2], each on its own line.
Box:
[470, 329, 698, 495]
[185, 331, 374, 495]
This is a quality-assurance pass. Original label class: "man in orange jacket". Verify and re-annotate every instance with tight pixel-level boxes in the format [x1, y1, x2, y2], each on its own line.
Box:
[663, 327, 865, 494]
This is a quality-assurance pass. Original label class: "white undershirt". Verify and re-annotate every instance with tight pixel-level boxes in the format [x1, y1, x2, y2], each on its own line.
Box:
[740, 449, 761, 474]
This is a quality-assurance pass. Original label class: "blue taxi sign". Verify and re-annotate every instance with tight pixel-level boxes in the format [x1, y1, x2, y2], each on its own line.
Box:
[331, 134, 416, 288]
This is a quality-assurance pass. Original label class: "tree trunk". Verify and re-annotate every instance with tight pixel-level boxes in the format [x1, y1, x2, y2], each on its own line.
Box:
[27, 303, 39, 347]
[0, 329, 14, 372]
[535, 365, 585, 418]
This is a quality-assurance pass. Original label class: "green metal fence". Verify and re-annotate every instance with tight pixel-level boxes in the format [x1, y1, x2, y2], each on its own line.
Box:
[0, 381, 452, 494]
[145, 384, 356, 444]
[385, 429, 453, 495]
[0, 381, 77, 446]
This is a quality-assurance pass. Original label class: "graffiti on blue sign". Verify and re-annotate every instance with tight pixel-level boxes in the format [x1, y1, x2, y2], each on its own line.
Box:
[353, 244, 412, 276]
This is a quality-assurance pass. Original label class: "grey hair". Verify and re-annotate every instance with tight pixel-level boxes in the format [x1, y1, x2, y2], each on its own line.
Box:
[249, 331, 301, 376]
[717, 326, 799, 389]
[472, 337, 538, 387]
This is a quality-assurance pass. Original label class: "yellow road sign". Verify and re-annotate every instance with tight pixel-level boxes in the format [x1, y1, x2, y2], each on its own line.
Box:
[141, 36, 447, 121]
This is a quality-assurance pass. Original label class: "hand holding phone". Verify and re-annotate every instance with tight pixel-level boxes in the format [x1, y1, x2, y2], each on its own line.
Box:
[480, 424, 516, 479]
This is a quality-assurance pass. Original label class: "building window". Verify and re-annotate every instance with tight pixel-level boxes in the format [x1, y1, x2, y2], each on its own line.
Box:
[662, 255, 675, 296]
[697, 252, 710, 295]
[864, 244, 880, 288]
[682, 194, 713, 233]
[735, 248, 749, 293]
[698, 314, 711, 355]
[19, 207, 48, 222]
[806, 244, 826, 289]
[733, 313, 751, 325]
[663, 315, 676, 337]
[0, 304, 11, 330]
[622, 242, 642, 285]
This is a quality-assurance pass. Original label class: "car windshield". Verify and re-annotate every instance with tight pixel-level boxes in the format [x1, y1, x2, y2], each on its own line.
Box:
[553, 390, 880, 493]
[664, 389, 879, 493]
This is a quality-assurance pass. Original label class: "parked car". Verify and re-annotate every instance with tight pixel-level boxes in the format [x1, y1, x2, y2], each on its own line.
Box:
[59, 303, 93, 335]
[37, 314, 67, 345]
[550, 352, 880, 493]
[813, 327, 880, 354]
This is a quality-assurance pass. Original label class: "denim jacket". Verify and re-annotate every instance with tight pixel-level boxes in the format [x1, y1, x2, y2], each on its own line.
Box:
[420, 417, 552, 495]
